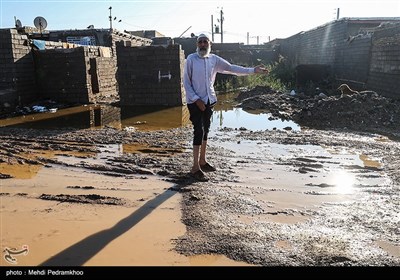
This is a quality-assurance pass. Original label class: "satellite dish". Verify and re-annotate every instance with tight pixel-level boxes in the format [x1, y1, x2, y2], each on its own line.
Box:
[34, 16, 47, 31]
[15, 19, 22, 28]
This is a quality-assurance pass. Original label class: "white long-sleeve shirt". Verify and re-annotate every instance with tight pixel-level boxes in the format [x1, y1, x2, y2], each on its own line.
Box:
[183, 53, 255, 104]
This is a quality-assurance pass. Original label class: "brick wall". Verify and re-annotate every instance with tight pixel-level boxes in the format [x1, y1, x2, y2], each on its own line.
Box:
[280, 21, 347, 70]
[34, 44, 118, 104]
[99, 104, 121, 129]
[117, 43, 186, 106]
[278, 18, 400, 98]
[367, 24, 400, 99]
[0, 29, 37, 112]
[34, 47, 91, 103]
[89, 56, 118, 102]
[335, 35, 372, 88]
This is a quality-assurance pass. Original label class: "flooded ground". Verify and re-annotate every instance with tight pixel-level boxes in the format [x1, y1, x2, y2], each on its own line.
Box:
[178, 128, 399, 266]
[1, 89, 399, 266]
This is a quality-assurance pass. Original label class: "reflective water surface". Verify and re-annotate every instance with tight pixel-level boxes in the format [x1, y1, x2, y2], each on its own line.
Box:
[0, 92, 299, 132]
[0, 92, 385, 191]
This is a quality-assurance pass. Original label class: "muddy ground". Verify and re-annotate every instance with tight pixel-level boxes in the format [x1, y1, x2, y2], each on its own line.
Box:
[1, 87, 399, 266]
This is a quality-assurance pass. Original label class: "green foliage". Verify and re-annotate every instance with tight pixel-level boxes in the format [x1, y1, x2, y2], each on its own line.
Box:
[267, 55, 296, 90]
[214, 56, 296, 93]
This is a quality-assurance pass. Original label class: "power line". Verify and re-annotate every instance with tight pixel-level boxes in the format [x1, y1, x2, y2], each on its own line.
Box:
[108, 6, 151, 31]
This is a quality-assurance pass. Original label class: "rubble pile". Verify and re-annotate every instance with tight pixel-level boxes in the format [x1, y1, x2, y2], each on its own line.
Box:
[237, 85, 400, 138]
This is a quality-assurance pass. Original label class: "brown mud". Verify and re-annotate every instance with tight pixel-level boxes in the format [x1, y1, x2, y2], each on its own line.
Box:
[1, 87, 399, 266]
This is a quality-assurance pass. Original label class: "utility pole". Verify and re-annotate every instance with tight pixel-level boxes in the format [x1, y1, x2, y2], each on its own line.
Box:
[211, 7, 224, 43]
[109, 6, 112, 30]
[220, 8, 224, 43]
[211, 15, 214, 42]
[247, 32, 249, 45]
[336, 8, 340, 20]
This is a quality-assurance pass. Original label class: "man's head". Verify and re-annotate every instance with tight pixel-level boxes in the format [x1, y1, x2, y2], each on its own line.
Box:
[196, 33, 211, 58]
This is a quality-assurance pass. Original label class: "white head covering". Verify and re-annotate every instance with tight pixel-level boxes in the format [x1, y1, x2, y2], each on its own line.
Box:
[197, 33, 211, 42]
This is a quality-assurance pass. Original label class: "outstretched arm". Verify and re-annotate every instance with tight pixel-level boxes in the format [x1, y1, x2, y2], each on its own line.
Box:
[216, 56, 269, 76]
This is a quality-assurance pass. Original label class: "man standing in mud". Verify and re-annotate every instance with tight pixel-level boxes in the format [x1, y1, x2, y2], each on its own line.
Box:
[183, 33, 268, 181]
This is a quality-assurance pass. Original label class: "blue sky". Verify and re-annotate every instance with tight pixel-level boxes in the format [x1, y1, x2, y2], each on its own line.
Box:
[1, 0, 399, 44]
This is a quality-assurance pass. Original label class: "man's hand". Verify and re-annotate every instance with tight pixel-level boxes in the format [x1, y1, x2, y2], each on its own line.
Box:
[195, 99, 206, 111]
[254, 65, 269, 74]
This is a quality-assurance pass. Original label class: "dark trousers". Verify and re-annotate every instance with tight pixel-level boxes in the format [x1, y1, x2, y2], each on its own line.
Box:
[187, 101, 214, 146]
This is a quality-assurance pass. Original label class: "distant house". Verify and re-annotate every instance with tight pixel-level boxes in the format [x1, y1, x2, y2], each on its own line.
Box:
[126, 30, 165, 39]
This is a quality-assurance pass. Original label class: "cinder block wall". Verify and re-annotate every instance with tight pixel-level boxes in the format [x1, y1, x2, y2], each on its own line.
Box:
[89, 55, 118, 102]
[0, 29, 37, 112]
[278, 19, 400, 98]
[98, 104, 121, 129]
[34, 47, 91, 103]
[279, 21, 345, 66]
[367, 25, 400, 99]
[334, 35, 372, 87]
[34, 45, 118, 104]
[117, 43, 186, 106]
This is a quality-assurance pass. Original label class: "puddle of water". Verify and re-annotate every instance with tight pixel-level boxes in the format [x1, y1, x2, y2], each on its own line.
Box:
[0, 92, 299, 132]
[0, 92, 389, 193]
[0, 149, 96, 179]
[0, 105, 114, 129]
[212, 92, 300, 131]
[120, 105, 191, 131]
[0, 162, 42, 179]
[211, 107, 299, 132]
[359, 154, 381, 168]
[216, 138, 389, 196]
